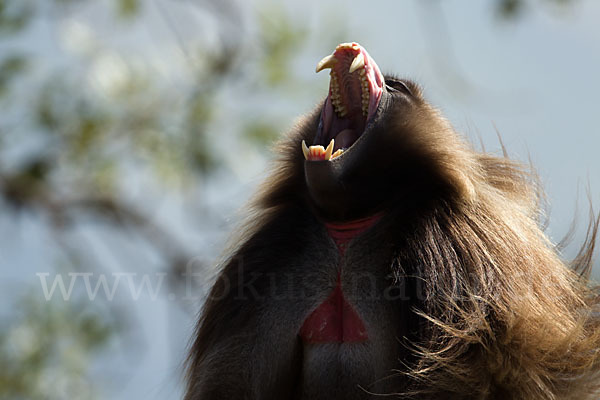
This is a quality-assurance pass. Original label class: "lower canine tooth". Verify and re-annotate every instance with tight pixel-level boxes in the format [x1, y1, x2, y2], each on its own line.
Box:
[324, 139, 334, 160]
[302, 140, 309, 160]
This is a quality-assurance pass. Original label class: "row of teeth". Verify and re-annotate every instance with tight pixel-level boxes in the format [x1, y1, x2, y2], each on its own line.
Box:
[316, 52, 369, 117]
[359, 69, 369, 117]
[329, 73, 346, 117]
[302, 139, 344, 161]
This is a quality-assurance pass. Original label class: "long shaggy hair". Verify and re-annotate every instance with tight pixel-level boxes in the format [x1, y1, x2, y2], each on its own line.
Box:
[188, 83, 600, 399]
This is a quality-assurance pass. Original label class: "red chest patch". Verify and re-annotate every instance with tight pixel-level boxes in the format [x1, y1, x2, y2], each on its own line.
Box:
[299, 214, 382, 344]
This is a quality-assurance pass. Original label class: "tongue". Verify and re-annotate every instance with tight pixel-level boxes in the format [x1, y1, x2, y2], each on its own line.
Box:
[334, 129, 358, 150]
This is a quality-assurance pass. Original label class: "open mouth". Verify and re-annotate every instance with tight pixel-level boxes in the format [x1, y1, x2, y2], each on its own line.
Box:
[302, 42, 385, 161]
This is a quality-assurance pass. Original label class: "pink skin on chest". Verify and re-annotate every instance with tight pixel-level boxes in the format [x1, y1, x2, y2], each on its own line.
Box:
[299, 215, 382, 344]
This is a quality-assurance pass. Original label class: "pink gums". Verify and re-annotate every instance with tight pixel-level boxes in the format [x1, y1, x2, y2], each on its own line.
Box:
[322, 43, 385, 138]
[299, 214, 383, 344]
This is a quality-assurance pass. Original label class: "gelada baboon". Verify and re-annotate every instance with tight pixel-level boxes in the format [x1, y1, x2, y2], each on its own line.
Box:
[185, 42, 600, 399]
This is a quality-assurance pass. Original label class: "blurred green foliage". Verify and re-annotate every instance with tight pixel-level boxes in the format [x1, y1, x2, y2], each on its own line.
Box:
[0, 0, 32, 34]
[117, 0, 139, 18]
[0, 292, 117, 400]
[258, 5, 307, 85]
[0, 55, 27, 97]
[245, 120, 280, 145]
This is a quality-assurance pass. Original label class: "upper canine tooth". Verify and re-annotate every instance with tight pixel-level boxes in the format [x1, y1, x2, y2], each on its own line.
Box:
[316, 55, 338, 73]
[302, 140, 309, 160]
[324, 139, 334, 160]
[349, 53, 365, 73]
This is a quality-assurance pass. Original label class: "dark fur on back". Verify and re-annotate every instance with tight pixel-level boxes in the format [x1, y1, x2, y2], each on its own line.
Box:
[186, 80, 600, 399]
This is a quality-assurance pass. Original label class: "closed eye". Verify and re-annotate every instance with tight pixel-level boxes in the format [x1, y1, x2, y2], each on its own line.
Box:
[386, 79, 413, 96]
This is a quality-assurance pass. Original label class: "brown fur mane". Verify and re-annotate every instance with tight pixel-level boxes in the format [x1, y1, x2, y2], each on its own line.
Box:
[395, 152, 600, 399]
[188, 91, 600, 399]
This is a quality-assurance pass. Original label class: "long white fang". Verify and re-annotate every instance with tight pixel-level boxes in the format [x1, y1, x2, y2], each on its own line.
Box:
[324, 139, 334, 160]
[316, 55, 338, 73]
[349, 53, 365, 73]
[302, 140, 309, 160]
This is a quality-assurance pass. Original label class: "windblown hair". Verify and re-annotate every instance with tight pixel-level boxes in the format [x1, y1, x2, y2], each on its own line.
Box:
[188, 85, 600, 399]
[396, 154, 600, 399]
